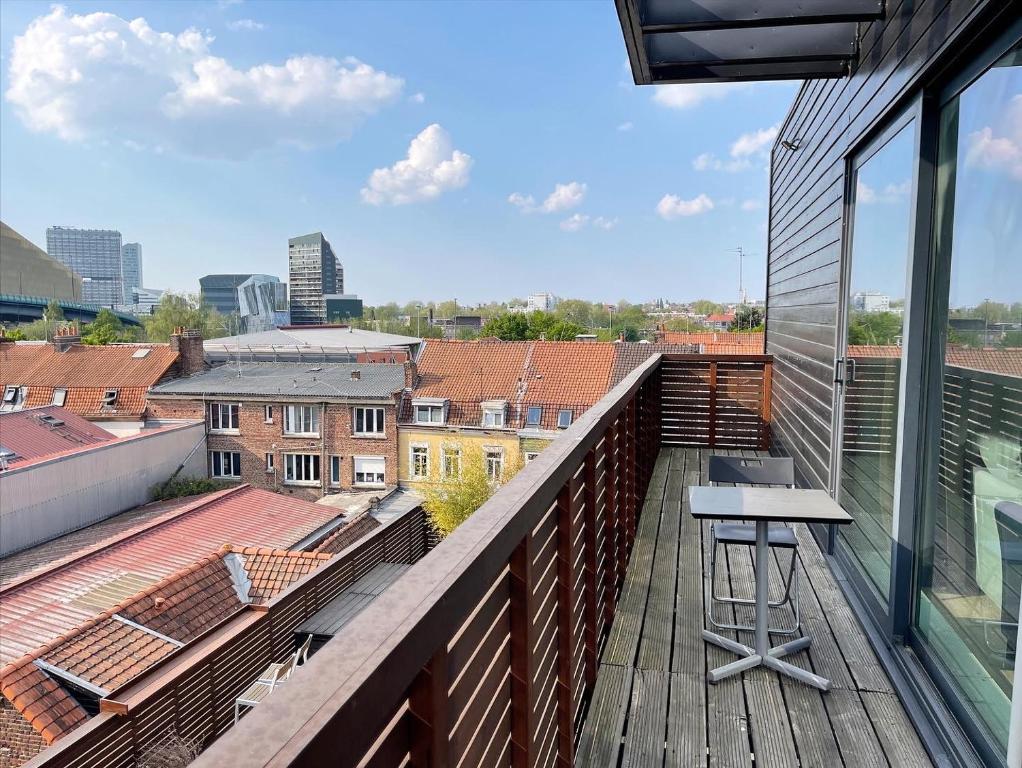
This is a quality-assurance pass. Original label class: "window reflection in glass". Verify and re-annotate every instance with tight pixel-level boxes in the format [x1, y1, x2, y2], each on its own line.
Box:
[838, 122, 916, 604]
[914, 41, 1021, 753]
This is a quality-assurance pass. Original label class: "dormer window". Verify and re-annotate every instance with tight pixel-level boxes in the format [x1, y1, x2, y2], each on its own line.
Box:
[557, 409, 573, 429]
[52, 388, 67, 407]
[2, 385, 23, 410]
[481, 400, 507, 429]
[413, 398, 447, 425]
[102, 389, 119, 407]
[525, 406, 542, 428]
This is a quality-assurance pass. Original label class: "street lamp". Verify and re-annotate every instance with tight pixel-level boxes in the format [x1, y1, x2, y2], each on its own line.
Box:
[416, 304, 422, 338]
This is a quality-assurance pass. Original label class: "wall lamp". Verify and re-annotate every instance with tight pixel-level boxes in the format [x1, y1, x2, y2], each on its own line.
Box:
[780, 139, 802, 151]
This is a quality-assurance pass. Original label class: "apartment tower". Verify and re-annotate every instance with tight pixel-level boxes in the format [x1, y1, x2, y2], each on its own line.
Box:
[288, 232, 343, 326]
[46, 226, 123, 305]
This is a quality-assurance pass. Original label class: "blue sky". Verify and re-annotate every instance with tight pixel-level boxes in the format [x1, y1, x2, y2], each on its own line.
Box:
[0, 0, 799, 306]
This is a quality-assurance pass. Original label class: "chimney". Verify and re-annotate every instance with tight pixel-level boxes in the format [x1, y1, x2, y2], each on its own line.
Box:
[350, 369, 361, 381]
[54, 324, 81, 352]
[403, 359, 418, 390]
[169, 327, 204, 376]
[618, 331, 626, 343]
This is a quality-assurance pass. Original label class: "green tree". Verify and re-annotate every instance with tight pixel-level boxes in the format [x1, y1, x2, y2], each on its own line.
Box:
[423, 445, 524, 537]
[1, 327, 27, 340]
[729, 306, 764, 332]
[555, 299, 595, 328]
[848, 311, 903, 346]
[690, 299, 724, 316]
[82, 308, 129, 345]
[1000, 330, 1022, 348]
[144, 293, 226, 342]
[481, 313, 531, 340]
[44, 300, 65, 322]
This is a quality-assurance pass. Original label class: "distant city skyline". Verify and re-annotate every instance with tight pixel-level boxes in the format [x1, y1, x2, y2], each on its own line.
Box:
[0, 1, 790, 305]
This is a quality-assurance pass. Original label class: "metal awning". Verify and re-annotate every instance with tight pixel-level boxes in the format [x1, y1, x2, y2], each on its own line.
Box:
[616, 0, 885, 84]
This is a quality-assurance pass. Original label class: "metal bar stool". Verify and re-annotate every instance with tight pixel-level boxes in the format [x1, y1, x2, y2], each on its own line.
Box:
[707, 455, 801, 635]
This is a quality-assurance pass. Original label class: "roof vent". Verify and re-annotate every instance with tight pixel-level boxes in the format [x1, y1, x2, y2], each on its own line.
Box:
[350, 370, 361, 381]
[37, 414, 65, 428]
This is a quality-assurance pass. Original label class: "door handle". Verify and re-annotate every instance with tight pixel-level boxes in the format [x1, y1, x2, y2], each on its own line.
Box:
[846, 357, 857, 384]
[834, 358, 844, 384]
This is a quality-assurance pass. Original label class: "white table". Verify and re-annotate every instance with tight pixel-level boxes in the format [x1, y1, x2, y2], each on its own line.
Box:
[689, 486, 853, 691]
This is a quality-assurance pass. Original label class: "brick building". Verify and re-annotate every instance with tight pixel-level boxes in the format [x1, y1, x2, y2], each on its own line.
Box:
[0, 327, 204, 435]
[148, 362, 408, 498]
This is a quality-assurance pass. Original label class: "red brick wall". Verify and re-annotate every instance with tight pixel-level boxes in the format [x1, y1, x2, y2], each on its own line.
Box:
[147, 398, 399, 500]
[0, 697, 46, 768]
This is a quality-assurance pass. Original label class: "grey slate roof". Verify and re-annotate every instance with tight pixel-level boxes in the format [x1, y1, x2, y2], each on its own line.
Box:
[150, 362, 405, 400]
[204, 327, 420, 350]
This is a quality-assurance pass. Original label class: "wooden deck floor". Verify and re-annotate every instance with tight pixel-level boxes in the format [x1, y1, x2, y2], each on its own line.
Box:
[576, 447, 933, 768]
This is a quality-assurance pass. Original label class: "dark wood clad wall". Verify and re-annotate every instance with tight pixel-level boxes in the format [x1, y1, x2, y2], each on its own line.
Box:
[765, 0, 995, 491]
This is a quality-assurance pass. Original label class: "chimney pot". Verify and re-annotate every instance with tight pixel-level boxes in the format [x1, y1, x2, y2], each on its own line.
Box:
[350, 370, 361, 381]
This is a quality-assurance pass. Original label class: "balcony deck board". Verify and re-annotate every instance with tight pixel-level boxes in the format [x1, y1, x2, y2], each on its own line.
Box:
[577, 446, 932, 768]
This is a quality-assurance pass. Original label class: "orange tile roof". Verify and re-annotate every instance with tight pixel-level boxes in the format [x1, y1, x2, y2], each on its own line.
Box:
[659, 331, 764, 350]
[412, 340, 530, 402]
[0, 543, 333, 751]
[235, 547, 332, 602]
[40, 617, 178, 693]
[847, 344, 1022, 377]
[0, 342, 179, 420]
[313, 512, 382, 555]
[0, 664, 87, 746]
[407, 340, 618, 429]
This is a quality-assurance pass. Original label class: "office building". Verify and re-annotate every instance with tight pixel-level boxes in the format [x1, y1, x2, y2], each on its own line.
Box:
[0, 221, 82, 300]
[45, 227, 122, 305]
[288, 232, 343, 325]
[527, 292, 560, 312]
[324, 294, 363, 323]
[852, 291, 891, 313]
[238, 274, 288, 332]
[199, 274, 255, 316]
[120, 243, 142, 303]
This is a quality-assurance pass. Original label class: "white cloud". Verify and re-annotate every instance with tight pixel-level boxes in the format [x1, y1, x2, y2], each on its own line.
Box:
[409, 92, 426, 104]
[560, 214, 589, 232]
[656, 193, 714, 220]
[965, 96, 1022, 180]
[5, 7, 404, 158]
[730, 124, 779, 158]
[361, 123, 472, 205]
[559, 214, 618, 232]
[509, 181, 586, 213]
[692, 152, 749, 173]
[652, 82, 747, 110]
[617, 121, 634, 132]
[227, 18, 264, 31]
[740, 199, 763, 211]
[856, 179, 911, 205]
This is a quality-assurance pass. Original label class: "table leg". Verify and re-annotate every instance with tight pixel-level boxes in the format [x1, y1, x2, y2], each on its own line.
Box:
[755, 520, 770, 657]
[706, 519, 831, 691]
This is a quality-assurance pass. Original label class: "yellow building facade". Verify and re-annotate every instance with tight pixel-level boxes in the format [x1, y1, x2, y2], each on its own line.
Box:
[397, 426, 532, 488]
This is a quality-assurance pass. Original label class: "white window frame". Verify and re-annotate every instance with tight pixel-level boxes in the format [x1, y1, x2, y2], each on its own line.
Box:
[557, 409, 573, 429]
[329, 455, 342, 487]
[2, 385, 18, 405]
[410, 443, 430, 479]
[265, 452, 274, 473]
[442, 445, 462, 478]
[283, 405, 320, 436]
[210, 450, 241, 479]
[264, 405, 274, 424]
[52, 388, 67, 407]
[209, 402, 240, 433]
[484, 447, 504, 482]
[353, 406, 385, 436]
[353, 455, 386, 487]
[413, 399, 447, 425]
[283, 453, 321, 486]
[482, 407, 505, 428]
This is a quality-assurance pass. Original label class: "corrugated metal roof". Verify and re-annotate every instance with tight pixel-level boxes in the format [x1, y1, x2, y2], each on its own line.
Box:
[204, 326, 420, 349]
[0, 407, 113, 466]
[0, 486, 342, 665]
[149, 362, 405, 399]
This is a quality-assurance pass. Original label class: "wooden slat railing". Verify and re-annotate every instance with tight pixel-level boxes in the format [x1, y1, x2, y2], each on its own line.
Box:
[659, 354, 773, 450]
[190, 353, 666, 768]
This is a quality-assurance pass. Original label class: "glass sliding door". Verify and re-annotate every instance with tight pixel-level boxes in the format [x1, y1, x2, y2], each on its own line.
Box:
[914, 40, 1022, 755]
[835, 119, 917, 607]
